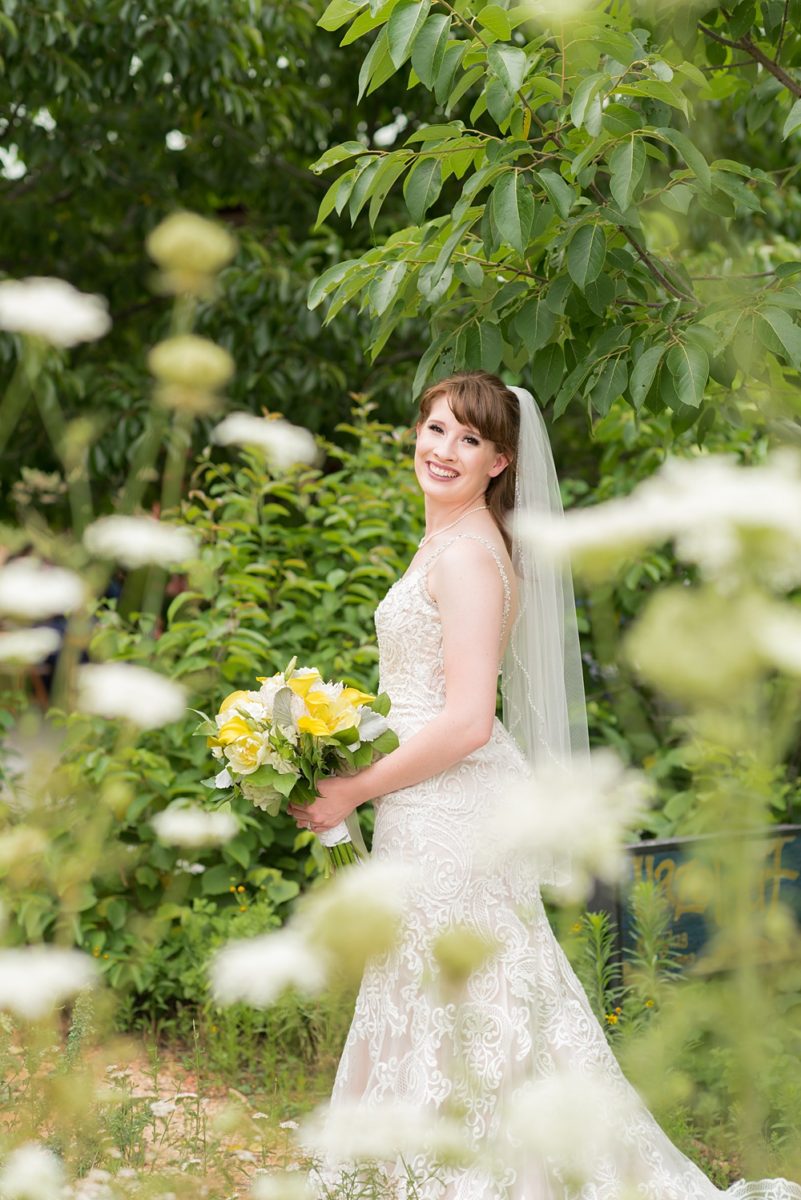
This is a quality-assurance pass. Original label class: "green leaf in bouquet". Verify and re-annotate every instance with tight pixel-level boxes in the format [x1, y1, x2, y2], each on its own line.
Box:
[331, 725, 360, 744]
[371, 691, 392, 717]
[283, 655, 298, 680]
[352, 742, 374, 768]
[247, 764, 300, 797]
[371, 729, 400, 755]
[189, 708, 218, 736]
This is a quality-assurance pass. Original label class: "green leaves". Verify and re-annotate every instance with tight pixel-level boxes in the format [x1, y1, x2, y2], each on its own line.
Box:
[629, 344, 665, 409]
[487, 43, 526, 96]
[387, 0, 430, 68]
[567, 225, 606, 290]
[491, 172, 534, 255]
[666, 342, 709, 408]
[758, 306, 801, 368]
[403, 156, 443, 222]
[608, 136, 646, 210]
[783, 98, 801, 140]
[411, 13, 450, 86]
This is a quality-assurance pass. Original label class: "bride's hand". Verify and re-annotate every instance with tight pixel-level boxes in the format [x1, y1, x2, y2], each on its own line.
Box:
[288, 775, 364, 833]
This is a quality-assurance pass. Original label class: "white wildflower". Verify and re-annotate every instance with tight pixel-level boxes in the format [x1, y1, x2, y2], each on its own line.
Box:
[0, 557, 85, 620]
[0, 277, 111, 346]
[504, 1071, 638, 1188]
[300, 1100, 472, 1164]
[210, 928, 327, 1008]
[0, 947, 97, 1019]
[146, 211, 236, 275]
[212, 412, 317, 470]
[83, 515, 198, 568]
[0, 627, 61, 664]
[149, 1099, 177, 1118]
[520, 449, 801, 590]
[175, 859, 206, 875]
[485, 750, 650, 902]
[76, 663, 186, 729]
[753, 602, 801, 677]
[294, 859, 412, 973]
[152, 802, 237, 848]
[0, 1142, 65, 1200]
[148, 335, 234, 391]
[251, 1173, 312, 1200]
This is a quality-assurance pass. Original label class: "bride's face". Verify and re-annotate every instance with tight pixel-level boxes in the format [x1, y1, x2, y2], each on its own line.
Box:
[414, 395, 508, 504]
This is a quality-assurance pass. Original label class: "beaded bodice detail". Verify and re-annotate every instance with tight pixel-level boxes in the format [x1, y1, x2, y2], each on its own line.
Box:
[375, 533, 512, 745]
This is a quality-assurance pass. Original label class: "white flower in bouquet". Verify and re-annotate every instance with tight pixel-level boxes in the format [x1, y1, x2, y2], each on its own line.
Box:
[0, 557, 85, 620]
[0, 946, 97, 1019]
[0, 276, 111, 346]
[152, 801, 238, 848]
[485, 750, 651, 902]
[0, 1142, 65, 1200]
[76, 663, 186, 729]
[0, 627, 61, 665]
[83, 514, 198, 568]
[211, 929, 327, 1007]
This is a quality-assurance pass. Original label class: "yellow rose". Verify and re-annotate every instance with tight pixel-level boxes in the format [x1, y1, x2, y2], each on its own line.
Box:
[218, 689, 251, 714]
[216, 715, 251, 746]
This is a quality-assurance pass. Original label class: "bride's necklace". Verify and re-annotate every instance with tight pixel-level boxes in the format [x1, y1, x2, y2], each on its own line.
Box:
[418, 504, 488, 549]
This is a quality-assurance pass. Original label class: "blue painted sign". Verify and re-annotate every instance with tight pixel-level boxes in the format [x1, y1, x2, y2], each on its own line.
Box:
[618, 825, 801, 970]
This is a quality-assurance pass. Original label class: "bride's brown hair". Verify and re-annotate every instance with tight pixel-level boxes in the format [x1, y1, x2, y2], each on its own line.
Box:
[417, 370, 520, 552]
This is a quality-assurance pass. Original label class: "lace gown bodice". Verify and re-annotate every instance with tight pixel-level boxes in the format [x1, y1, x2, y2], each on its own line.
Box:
[323, 536, 801, 1200]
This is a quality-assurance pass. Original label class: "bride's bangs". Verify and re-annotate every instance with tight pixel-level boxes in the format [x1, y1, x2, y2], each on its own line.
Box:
[419, 370, 518, 459]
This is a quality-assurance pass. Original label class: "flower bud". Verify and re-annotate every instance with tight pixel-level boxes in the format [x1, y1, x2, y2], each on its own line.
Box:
[148, 335, 234, 391]
[146, 212, 236, 276]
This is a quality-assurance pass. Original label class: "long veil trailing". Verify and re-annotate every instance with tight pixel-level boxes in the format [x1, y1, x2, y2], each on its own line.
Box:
[501, 385, 589, 886]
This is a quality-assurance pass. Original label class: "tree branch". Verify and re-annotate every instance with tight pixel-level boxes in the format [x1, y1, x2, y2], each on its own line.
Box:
[698, 22, 801, 97]
[588, 181, 696, 303]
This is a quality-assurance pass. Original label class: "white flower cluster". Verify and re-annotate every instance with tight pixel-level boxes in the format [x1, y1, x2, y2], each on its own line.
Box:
[212, 411, 317, 471]
[485, 750, 651, 902]
[0, 1142, 65, 1200]
[520, 448, 801, 590]
[210, 859, 414, 1006]
[76, 663, 186, 730]
[0, 557, 85, 620]
[151, 801, 238, 848]
[83, 515, 198, 568]
[0, 946, 97, 1019]
[0, 277, 111, 347]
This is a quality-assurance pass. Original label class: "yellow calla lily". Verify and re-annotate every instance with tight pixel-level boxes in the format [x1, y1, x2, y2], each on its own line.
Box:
[287, 670, 322, 699]
[216, 715, 251, 745]
[297, 714, 333, 736]
[218, 689, 251, 714]
[342, 687, 374, 706]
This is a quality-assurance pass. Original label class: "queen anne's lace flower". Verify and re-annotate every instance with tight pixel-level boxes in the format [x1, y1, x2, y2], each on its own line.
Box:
[0, 627, 61, 664]
[0, 277, 110, 346]
[151, 802, 237, 848]
[212, 412, 317, 470]
[211, 929, 327, 1007]
[76, 663, 186, 729]
[0, 1142, 65, 1200]
[83, 515, 198, 568]
[0, 947, 97, 1019]
[0, 557, 85, 620]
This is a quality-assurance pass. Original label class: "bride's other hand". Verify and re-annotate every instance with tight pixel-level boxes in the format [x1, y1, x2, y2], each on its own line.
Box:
[288, 775, 363, 833]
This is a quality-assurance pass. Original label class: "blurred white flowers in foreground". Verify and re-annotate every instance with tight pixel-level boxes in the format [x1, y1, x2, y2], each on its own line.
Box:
[211, 929, 327, 1008]
[0, 627, 61, 665]
[212, 412, 318, 470]
[0, 947, 97, 1019]
[0, 1142, 65, 1200]
[76, 663, 186, 729]
[520, 449, 801, 589]
[211, 859, 413, 1005]
[151, 801, 237, 848]
[504, 1071, 638, 1190]
[300, 1099, 473, 1164]
[0, 277, 111, 347]
[83, 515, 198, 568]
[251, 1173, 312, 1200]
[486, 750, 651, 902]
[0, 557, 85, 620]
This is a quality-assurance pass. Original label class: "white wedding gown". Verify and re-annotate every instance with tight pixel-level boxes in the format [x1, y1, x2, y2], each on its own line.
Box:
[326, 534, 801, 1200]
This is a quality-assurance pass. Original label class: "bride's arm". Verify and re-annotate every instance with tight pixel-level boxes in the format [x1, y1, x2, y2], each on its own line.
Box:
[292, 539, 506, 831]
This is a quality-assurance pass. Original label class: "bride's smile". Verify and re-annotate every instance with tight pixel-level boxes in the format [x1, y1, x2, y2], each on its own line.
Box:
[414, 394, 508, 513]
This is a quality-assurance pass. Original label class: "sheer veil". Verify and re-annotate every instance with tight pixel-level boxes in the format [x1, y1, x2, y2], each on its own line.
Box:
[501, 385, 589, 886]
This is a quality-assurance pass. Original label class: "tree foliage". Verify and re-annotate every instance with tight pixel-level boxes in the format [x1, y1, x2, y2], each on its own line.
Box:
[309, 0, 801, 437]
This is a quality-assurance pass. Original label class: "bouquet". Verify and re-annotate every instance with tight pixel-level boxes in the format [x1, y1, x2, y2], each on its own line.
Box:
[195, 659, 399, 869]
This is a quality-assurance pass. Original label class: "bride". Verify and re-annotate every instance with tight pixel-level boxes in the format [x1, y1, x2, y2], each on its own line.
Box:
[289, 370, 800, 1199]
